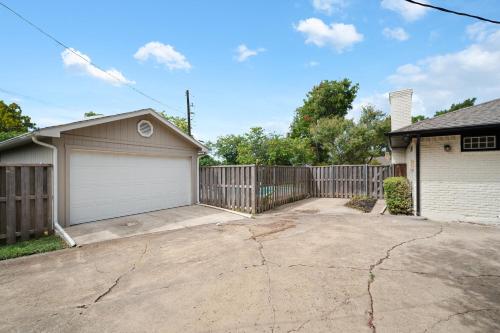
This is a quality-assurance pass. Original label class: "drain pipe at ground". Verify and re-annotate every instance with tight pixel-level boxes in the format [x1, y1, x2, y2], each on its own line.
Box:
[32, 136, 76, 247]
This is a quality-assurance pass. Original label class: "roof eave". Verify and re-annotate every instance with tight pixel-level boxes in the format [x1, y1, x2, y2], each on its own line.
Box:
[0, 108, 208, 153]
[388, 123, 500, 138]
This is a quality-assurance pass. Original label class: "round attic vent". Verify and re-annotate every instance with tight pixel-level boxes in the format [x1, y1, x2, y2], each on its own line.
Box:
[137, 120, 154, 138]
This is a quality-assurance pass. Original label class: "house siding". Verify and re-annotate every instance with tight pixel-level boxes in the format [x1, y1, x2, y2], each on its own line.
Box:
[53, 114, 200, 226]
[420, 135, 500, 223]
[0, 142, 53, 164]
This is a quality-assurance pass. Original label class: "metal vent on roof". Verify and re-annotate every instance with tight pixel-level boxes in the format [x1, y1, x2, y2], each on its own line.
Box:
[137, 120, 154, 138]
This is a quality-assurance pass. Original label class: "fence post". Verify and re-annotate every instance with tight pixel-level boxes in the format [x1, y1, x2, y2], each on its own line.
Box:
[364, 164, 368, 196]
[251, 165, 256, 214]
[6, 166, 16, 244]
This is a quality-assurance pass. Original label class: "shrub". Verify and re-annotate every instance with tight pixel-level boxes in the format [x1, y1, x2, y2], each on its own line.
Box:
[345, 195, 377, 213]
[384, 177, 413, 215]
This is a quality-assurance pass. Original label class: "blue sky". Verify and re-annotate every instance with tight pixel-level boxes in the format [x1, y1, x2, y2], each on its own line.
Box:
[1, 0, 500, 142]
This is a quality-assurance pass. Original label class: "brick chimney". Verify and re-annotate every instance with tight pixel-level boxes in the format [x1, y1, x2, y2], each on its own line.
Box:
[389, 89, 413, 131]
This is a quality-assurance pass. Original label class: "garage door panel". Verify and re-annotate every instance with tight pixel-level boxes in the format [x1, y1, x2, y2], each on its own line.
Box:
[70, 151, 191, 225]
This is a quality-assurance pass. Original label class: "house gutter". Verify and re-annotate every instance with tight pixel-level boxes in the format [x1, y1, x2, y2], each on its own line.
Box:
[415, 135, 421, 216]
[32, 136, 76, 247]
[196, 154, 202, 204]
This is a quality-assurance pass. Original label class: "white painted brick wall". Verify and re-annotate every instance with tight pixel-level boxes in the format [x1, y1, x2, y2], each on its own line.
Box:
[420, 135, 500, 224]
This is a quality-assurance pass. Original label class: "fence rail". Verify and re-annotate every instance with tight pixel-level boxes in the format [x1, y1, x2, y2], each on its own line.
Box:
[0, 164, 53, 244]
[200, 164, 393, 214]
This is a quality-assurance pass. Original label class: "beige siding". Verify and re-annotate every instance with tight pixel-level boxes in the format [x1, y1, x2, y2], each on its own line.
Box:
[420, 135, 500, 224]
[54, 114, 200, 226]
[0, 143, 52, 164]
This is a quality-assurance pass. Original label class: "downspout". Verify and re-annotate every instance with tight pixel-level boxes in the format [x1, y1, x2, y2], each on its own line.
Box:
[32, 136, 76, 247]
[196, 153, 203, 204]
[415, 135, 421, 216]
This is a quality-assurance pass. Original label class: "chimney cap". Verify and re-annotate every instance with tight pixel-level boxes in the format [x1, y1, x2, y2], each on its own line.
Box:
[389, 89, 413, 104]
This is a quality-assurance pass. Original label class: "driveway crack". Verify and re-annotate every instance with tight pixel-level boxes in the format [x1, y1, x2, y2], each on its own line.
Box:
[248, 227, 277, 333]
[367, 226, 443, 333]
[77, 242, 150, 310]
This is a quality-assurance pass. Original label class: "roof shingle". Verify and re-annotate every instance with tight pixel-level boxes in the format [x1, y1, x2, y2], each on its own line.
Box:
[390, 98, 500, 134]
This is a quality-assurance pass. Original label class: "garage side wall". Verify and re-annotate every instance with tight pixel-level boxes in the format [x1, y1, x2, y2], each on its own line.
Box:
[0, 142, 52, 164]
[420, 135, 500, 223]
[55, 115, 200, 226]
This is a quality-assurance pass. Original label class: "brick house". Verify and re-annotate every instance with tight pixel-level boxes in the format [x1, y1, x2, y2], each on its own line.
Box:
[388, 89, 500, 224]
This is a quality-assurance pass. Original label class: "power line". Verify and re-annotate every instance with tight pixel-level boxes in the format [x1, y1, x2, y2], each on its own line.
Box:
[0, 1, 184, 114]
[404, 0, 500, 24]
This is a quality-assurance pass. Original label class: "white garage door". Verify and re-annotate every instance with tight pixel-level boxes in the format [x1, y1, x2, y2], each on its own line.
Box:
[69, 150, 192, 225]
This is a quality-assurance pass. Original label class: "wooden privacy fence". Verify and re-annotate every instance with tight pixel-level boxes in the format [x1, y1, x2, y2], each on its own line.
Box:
[199, 164, 393, 214]
[0, 164, 53, 244]
[199, 165, 256, 214]
[255, 166, 310, 213]
[310, 165, 393, 199]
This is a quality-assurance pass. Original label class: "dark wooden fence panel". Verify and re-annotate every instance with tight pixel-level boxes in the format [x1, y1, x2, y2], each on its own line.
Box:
[255, 166, 309, 213]
[0, 164, 53, 244]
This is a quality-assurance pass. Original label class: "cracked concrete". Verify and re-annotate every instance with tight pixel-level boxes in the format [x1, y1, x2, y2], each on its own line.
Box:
[1, 198, 500, 333]
[367, 226, 444, 332]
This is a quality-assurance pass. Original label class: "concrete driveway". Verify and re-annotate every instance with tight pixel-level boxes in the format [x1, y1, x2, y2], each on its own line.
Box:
[1, 198, 499, 333]
[66, 205, 245, 245]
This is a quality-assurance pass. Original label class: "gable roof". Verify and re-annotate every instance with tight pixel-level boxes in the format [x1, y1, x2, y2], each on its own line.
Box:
[389, 98, 500, 136]
[0, 108, 208, 152]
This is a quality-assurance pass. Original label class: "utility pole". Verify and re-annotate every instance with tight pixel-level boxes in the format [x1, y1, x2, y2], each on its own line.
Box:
[185, 89, 192, 136]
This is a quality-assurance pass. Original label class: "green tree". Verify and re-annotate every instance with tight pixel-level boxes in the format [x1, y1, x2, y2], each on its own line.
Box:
[214, 134, 245, 164]
[236, 127, 270, 164]
[412, 115, 427, 123]
[84, 111, 103, 118]
[160, 112, 189, 134]
[310, 116, 356, 164]
[0, 101, 36, 142]
[310, 106, 390, 164]
[358, 105, 391, 163]
[434, 98, 476, 117]
[199, 142, 220, 166]
[290, 79, 359, 139]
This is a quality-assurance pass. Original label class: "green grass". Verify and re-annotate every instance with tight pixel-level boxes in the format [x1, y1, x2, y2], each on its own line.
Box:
[0, 235, 66, 261]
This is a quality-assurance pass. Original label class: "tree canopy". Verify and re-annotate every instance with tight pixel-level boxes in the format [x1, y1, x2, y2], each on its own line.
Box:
[160, 112, 189, 134]
[289, 79, 359, 139]
[434, 97, 476, 117]
[412, 97, 477, 123]
[0, 101, 36, 142]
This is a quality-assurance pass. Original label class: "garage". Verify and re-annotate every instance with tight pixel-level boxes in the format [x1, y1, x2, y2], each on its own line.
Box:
[69, 151, 192, 224]
[0, 109, 207, 227]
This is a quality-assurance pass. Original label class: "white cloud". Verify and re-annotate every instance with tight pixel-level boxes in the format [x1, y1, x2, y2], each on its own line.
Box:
[381, 0, 428, 22]
[466, 22, 497, 42]
[306, 60, 320, 67]
[61, 48, 134, 85]
[294, 18, 363, 52]
[134, 42, 191, 70]
[235, 44, 265, 62]
[312, 0, 347, 15]
[387, 25, 500, 116]
[383, 27, 410, 41]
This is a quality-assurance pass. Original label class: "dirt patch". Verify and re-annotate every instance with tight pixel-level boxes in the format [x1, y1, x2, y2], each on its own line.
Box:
[249, 220, 296, 239]
[345, 196, 377, 213]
